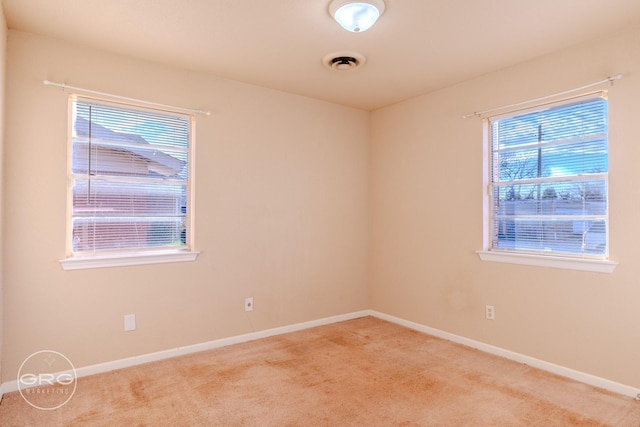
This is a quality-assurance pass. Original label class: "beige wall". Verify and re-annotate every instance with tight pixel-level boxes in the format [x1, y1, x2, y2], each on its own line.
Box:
[1, 31, 370, 380]
[3, 21, 640, 392]
[0, 5, 6, 389]
[370, 25, 640, 388]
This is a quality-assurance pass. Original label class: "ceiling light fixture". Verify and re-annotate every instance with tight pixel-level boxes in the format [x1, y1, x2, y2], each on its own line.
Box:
[329, 0, 385, 33]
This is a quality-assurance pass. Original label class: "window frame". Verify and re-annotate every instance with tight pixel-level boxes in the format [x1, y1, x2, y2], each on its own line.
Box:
[477, 93, 617, 273]
[60, 95, 199, 270]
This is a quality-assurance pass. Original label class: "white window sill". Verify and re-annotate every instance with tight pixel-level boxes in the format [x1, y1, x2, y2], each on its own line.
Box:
[60, 250, 199, 270]
[476, 250, 617, 273]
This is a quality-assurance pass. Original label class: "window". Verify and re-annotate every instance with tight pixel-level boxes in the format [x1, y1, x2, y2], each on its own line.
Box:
[481, 94, 615, 270]
[61, 96, 197, 269]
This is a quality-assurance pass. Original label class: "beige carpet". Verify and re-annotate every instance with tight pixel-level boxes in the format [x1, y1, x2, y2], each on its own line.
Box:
[0, 316, 639, 426]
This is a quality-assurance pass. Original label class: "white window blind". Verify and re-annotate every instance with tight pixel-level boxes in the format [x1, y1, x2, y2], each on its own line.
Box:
[488, 95, 608, 257]
[68, 97, 192, 256]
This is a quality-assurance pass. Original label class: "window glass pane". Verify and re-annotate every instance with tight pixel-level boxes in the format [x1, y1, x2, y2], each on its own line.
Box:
[489, 97, 608, 257]
[70, 98, 191, 255]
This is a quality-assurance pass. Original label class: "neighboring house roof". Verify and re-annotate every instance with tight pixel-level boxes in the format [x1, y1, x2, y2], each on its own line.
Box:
[75, 117, 185, 177]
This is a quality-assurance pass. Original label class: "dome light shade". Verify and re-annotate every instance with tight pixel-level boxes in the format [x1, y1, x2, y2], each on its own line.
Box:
[329, 0, 385, 33]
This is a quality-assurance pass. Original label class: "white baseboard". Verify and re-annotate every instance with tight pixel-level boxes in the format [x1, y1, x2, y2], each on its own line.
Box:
[370, 310, 640, 399]
[0, 310, 371, 394]
[2, 309, 638, 400]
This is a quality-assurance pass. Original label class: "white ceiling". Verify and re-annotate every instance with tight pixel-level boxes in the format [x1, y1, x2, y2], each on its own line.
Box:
[3, 0, 640, 111]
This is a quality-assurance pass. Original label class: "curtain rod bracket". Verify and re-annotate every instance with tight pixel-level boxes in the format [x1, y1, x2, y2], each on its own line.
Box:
[608, 73, 623, 85]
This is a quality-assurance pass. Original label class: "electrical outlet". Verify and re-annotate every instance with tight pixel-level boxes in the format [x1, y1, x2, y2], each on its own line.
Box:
[485, 305, 495, 320]
[245, 297, 254, 312]
[124, 314, 136, 331]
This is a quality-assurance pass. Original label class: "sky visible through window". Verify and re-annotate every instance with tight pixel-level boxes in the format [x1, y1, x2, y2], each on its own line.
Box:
[494, 99, 607, 184]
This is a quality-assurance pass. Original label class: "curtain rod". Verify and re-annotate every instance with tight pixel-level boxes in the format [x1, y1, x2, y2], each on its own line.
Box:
[43, 80, 211, 116]
[462, 73, 622, 119]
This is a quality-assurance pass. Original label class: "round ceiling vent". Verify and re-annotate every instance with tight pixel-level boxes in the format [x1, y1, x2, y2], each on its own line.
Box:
[322, 51, 366, 71]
